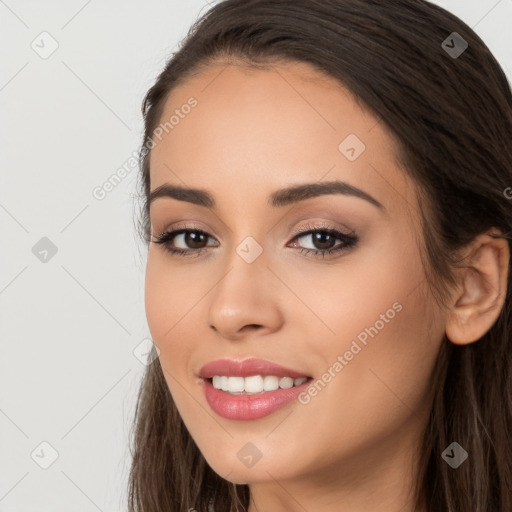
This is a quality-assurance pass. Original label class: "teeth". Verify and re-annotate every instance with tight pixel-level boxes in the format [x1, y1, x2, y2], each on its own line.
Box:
[228, 376, 245, 392]
[279, 377, 294, 389]
[263, 375, 279, 391]
[211, 375, 309, 394]
[245, 375, 263, 393]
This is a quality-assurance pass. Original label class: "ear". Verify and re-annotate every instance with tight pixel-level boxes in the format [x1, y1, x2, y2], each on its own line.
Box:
[445, 229, 510, 345]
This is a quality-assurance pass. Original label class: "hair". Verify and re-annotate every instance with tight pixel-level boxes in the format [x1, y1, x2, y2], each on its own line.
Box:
[128, 1, 512, 511]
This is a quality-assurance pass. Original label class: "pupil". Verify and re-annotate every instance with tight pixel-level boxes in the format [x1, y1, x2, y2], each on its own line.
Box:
[186, 231, 206, 249]
[313, 232, 335, 250]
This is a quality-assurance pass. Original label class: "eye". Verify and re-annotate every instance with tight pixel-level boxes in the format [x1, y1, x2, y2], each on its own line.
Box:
[152, 225, 218, 258]
[289, 222, 359, 258]
[152, 222, 359, 259]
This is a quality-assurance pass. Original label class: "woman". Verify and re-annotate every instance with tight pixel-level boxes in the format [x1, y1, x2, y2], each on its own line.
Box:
[129, 1, 512, 510]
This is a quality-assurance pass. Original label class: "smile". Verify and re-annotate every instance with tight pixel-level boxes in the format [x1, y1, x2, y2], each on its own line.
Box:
[198, 358, 313, 420]
[211, 375, 308, 394]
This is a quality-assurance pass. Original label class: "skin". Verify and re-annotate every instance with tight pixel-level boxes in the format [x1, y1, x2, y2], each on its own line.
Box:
[144, 60, 509, 512]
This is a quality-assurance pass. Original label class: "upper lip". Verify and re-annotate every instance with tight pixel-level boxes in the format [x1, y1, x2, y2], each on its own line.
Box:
[198, 358, 311, 379]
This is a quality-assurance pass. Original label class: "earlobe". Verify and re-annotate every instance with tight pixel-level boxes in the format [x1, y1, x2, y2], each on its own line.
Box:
[445, 230, 510, 346]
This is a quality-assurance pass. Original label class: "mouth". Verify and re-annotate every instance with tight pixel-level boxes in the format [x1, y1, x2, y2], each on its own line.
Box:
[205, 375, 312, 395]
[198, 358, 313, 420]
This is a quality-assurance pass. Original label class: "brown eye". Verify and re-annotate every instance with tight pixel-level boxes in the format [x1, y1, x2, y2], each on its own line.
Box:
[180, 231, 208, 249]
[303, 231, 338, 251]
[153, 228, 218, 257]
[290, 224, 359, 258]
[153, 224, 359, 259]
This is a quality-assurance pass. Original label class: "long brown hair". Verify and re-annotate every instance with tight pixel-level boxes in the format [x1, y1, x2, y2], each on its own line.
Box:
[129, 1, 512, 510]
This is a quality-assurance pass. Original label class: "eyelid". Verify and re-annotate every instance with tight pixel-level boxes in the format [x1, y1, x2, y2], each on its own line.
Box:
[153, 220, 215, 238]
[153, 219, 359, 262]
[291, 220, 356, 238]
[156, 219, 355, 243]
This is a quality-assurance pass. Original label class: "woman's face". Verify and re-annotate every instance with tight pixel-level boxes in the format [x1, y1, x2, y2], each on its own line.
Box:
[145, 61, 447, 491]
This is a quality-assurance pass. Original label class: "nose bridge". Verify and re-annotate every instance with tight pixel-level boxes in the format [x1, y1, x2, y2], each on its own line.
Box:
[207, 239, 284, 338]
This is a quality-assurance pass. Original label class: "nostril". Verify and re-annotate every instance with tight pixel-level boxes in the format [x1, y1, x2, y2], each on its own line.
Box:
[244, 324, 262, 331]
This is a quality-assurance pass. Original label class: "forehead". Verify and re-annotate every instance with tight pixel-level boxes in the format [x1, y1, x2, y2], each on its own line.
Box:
[148, 61, 415, 215]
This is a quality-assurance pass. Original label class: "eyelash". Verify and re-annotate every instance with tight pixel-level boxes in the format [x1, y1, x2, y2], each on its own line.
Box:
[152, 222, 359, 259]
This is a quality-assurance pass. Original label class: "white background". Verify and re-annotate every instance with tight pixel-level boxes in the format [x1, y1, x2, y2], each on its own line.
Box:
[1, 1, 511, 510]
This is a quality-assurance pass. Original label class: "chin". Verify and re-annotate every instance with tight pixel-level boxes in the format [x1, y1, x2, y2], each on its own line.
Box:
[203, 454, 290, 484]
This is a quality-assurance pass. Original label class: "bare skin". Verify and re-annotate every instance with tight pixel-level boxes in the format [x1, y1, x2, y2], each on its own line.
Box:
[144, 60, 509, 512]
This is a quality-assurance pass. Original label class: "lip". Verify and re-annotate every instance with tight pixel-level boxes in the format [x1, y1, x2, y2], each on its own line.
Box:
[198, 358, 312, 420]
[198, 358, 311, 379]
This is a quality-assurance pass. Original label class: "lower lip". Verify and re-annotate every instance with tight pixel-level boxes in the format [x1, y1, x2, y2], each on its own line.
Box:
[202, 378, 311, 420]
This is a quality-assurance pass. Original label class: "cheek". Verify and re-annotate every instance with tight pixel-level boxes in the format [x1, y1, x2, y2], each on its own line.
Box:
[283, 229, 427, 350]
[144, 259, 171, 342]
[145, 251, 194, 335]
[144, 254, 196, 369]
[145, 260, 201, 423]
[304, 268, 443, 445]
[293, 237, 443, 428]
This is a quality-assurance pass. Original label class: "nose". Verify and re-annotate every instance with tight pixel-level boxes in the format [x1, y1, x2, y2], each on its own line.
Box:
[207, 257, 285, 342]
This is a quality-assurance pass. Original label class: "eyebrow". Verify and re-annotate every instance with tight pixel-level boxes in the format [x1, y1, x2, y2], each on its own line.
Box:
[148, 180, 384, 210]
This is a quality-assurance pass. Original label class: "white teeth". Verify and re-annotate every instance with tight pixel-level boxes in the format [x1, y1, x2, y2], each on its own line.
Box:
[211, 375, 309, 394]
[212, 375, 221, 389]
[228, 376, 245, 392]
[263, 375, 279, 391]
[244, 375, 264, 393]
[279, 377, 294, 389]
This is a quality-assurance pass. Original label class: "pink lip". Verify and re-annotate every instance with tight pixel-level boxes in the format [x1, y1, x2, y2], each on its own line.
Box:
[198, 358, 310, 379]
[198, 358, 312, 420]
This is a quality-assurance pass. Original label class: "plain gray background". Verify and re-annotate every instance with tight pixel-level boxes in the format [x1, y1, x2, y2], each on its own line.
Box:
[1, 1, 511, 510]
